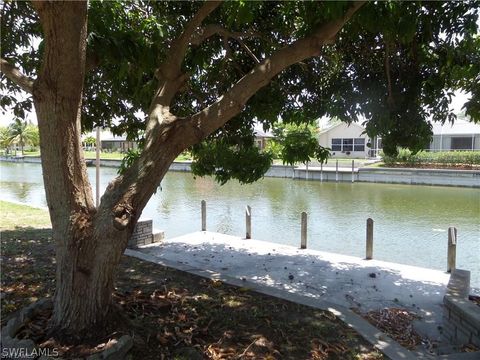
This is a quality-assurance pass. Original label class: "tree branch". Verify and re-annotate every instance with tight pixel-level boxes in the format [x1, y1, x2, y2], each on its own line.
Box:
[114, 1, 365, 215]
[384, 41, 395, 107]
[146, 1, 222, 133]
[0, 58, 34, 94]
[159, 1, 222, 81]
[191, 24, 261, 64]
[185, 1, 366, 141]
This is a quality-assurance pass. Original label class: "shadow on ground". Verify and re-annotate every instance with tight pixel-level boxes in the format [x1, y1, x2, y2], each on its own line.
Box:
[1, 228, 386, 360]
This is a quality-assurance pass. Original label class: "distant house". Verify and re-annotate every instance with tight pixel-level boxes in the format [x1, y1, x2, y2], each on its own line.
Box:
[317, 122, 377, 158]
[430, 119, 480, 151]
[101, 134, 137, 152]
[82, 129, 138, 152]
[254, 129, 274, 150]
[317, 118, 480, 157]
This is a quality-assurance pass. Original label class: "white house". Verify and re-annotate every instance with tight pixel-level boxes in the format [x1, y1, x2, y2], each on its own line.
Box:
[254, 129, 274, 150]
[82, 129, 138, 152]
[317, 122, 375, 158]
[318, 117, 480, 158]
[430, 119, 480, 151]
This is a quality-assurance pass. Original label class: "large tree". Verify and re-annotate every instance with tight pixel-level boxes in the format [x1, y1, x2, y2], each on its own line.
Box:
[1, 0, 478, 339]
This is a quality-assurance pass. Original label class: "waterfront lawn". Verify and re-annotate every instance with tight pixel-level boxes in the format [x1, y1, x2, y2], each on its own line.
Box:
[0, 200, 51, 230]
[84, 151, 193, 162]
[83, 150, 125, 160]
[0, 202, 385, 359]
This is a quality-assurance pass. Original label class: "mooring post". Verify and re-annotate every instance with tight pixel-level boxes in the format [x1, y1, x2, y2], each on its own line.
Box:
[351, 160, 355, 183]
[335, 160, 339, 182]
[447, 227, 457, 273]
[95, 126, 101, 207]
[245, 205, 251, 239]
[301, 212, 307, 249]
[366, 218, 373, 260]
[306, 161, 309, 180]
[201, 200, 206, 231]
[320, 162, 323, 182]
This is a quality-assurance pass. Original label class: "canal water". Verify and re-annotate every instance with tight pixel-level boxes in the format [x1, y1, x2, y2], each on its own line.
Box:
[1, 162, 479, 288]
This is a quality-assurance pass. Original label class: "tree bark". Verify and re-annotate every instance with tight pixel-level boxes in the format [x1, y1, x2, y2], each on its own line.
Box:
[31, 1, 132, 336]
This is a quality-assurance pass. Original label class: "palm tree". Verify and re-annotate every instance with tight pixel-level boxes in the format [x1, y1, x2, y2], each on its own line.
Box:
[0, 127, 13, 155]
[7, 119, 39, 156]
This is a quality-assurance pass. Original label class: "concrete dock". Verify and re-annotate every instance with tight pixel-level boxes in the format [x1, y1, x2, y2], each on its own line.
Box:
[131, 231, 452, 344]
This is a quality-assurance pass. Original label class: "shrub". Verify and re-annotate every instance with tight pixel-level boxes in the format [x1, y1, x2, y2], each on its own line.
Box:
[264, 140, 283, 159]
[381, 149, 480, 166]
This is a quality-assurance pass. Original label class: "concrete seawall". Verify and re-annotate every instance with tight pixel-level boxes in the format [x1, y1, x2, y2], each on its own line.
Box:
[169, 161, 480, 188]
[2, 156, 479, 188]
[357, 167, 480, 188]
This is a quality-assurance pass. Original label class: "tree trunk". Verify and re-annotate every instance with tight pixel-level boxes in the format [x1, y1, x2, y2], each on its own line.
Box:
[30, 2, 180, 337]
[31, 1, 133, 337]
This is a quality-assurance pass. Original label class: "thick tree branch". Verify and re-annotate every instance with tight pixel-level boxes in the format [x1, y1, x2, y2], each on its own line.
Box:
[158, 1, 222, 81]
[114, 1, 365, 216]
[0, 58, 34, 93]
[146, 1, 222, 138]
[186, 1, 366, 141]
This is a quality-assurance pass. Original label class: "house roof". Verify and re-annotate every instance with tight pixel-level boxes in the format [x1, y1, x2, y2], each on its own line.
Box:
[82, 129, 130, 142]
[101, 135, 128, 142]
[254, 129, 274, 138]
[431, 119, 480, 136]
[318, 121, 365, 135]
[317, 118, 480, 136]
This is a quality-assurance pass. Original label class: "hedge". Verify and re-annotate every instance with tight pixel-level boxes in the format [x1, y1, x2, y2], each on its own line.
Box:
[381, 150, 480, 166]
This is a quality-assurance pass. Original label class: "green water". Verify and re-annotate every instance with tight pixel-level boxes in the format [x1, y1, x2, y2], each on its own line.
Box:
[1, 162, 479, 287]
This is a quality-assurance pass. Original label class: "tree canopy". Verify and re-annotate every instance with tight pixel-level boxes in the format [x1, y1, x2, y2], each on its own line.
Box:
[1, 0, 479, 177]
[1, 0, 479, 337]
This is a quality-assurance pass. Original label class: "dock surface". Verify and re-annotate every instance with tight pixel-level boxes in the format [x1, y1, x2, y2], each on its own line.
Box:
[133, 231, 451, 342]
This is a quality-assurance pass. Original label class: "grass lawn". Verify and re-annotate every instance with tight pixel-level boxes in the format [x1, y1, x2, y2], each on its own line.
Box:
[0, 200, 51, 230]
[272, 158, 371, 168]
[19, 150, 193, 162]
[23, 151, 41, 157]
[0, 201, 385, 359]
[364, 162, 384, 168]
[83, 150, 125, 160]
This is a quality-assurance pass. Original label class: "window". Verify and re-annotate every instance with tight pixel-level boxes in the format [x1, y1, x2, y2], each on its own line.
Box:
[451, 137, 472, 150]
[331, 138, 342, 151]
[331, 137, 366, 152]
[354, 138, 365, 152]
[342, 138, 353, 152]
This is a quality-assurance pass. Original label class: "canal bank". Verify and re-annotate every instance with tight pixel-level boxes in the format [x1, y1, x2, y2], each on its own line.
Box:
[2, 156, 479, 188]
[167, 160, 480, 188]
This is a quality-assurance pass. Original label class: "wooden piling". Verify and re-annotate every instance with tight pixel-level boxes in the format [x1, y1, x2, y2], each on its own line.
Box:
[301, 212, 307, 249]
[366, 218, 373, 260]
[201, 200, 206, 231]
[246, 205, 251, 239]
[447, 227, 457, 273]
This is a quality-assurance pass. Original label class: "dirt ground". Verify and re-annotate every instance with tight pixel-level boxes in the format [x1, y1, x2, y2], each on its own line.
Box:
[1, 227, 386, 359]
